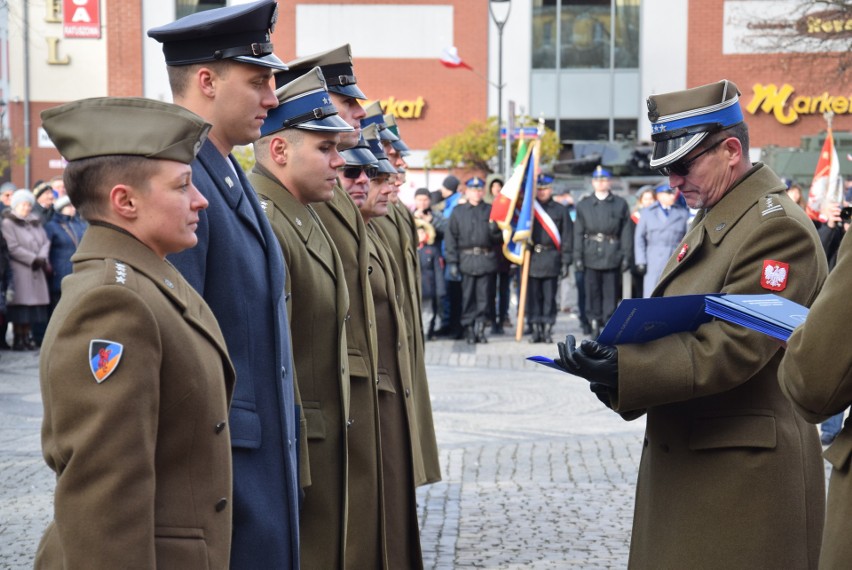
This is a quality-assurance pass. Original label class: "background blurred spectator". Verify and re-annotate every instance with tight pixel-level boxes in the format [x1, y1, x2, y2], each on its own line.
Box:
[45, 195, 87, 311]
[1, 190, 50, 350]
[633, 184, 689, 297]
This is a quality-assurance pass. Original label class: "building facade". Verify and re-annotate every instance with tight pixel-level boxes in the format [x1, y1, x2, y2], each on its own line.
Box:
[3, 0, 852, 190]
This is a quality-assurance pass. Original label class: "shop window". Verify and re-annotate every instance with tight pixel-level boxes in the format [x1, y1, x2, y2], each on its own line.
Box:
[561, 0, 611, 69]
[533, 0, 558, 69]
[559, 118, 637, 141]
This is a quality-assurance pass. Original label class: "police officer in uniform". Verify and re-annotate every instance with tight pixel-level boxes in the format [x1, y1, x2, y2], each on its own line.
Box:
[36, 97, 234, 568]
[249, 69, 355, 568]
[527, 173, 572, 343]
[147, 2, 301, 566]
[445, 177, 503, 344]
[572, 166, 631, 337]
[556, 79, 827, 569]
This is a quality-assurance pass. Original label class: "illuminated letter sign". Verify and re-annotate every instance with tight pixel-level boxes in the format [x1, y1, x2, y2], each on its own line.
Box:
[63, 0, 101, 39]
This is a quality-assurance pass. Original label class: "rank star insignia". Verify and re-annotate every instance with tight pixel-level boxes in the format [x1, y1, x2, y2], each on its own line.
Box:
[677, 243, 689, 262]
[761, 259, 789, 291]
[652, 124, 667, 133]
[322, 97, 329, 105]
[114, 262, 127, 284]
[89, 339, 124, 383]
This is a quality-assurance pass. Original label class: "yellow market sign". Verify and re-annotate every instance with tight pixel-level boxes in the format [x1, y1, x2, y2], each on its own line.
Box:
[747, 83, 852, 125]
[363, 96, 426, 120]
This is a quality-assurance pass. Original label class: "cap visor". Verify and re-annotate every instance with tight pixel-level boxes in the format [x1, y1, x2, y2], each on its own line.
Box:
[376, 158, 397, 174]
[391, 139, 410, 153]
[378, 128, 399, 142]
[341, 147, 379, 166]
[649, 132, 707, 169]
[233, 53, 289, 72]
[329, 84, 367, 100]
[296, 114, 355, 132]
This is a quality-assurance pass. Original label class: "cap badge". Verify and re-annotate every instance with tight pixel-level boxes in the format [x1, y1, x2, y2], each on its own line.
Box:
[761, 259, 789, 291]
[225, 176, 234, 188]
[295, 217, 303, 227]
[677, 243, 689, 262]
[647, 98, 659, 122]
[163, 278, 175, 289]
[89, 339, 124, 384]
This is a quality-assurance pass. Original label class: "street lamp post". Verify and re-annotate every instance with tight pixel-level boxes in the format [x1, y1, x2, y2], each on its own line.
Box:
[489, 0, 511, 175]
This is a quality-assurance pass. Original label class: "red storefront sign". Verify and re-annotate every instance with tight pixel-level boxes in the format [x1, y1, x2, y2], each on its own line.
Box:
[63, 0, 101, 39]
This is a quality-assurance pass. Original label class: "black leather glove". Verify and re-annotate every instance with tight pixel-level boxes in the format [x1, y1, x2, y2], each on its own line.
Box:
[555, 334, 619, 389]
[560, 263, 571, 279]
[574, 259, 584, 273]
[620, 258, 630, 273]
[31, 257, 45, 270]
[448, 263, 460, 280]
[589, 382, 615, 410]
[634, 264, 646, 276]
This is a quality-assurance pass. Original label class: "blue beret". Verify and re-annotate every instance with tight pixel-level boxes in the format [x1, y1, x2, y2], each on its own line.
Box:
[147, 0, 287, 71]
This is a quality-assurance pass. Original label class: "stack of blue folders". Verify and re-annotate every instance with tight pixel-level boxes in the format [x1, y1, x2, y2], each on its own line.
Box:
[703, 293, 808, 342]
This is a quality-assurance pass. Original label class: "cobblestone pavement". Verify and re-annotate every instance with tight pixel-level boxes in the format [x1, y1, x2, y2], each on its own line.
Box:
[0, 310, 829, 568]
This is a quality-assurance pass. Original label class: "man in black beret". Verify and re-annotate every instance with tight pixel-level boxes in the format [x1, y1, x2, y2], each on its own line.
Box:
[148, 1, 300, 567]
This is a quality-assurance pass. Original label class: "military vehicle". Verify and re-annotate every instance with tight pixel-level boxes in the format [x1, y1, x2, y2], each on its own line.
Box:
[760, 131, 852, 187]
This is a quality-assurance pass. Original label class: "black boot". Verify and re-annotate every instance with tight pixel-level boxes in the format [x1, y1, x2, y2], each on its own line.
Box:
[581, 319, 592, 335]
[475, 322, 488, 344]
[543, 324, 554, 344]
[12, 334, 26, 351]
[464, 325, 476, 344]
[529, 323, 542, 343]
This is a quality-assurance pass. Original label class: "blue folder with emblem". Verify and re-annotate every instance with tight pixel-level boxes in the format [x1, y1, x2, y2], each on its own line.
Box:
[703, 293, 808, 342]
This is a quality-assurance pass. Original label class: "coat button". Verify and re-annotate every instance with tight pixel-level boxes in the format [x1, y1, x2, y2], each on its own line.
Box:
[281, 366, 287, 377]
[347, 419, 354, 428]
[215, 421, 226, 434]
[215, 498, 228, 512]
[368, 265, 373, 274]
[397, 342, 401, 351]
[405, 388, 410, 397]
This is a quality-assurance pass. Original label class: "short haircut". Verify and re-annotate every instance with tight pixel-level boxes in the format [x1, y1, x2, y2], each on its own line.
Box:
[64, 155, 159, 221]
[722, 122, 750, 156]
[167, 60, 232, 97]
[253, 129, 304, 163]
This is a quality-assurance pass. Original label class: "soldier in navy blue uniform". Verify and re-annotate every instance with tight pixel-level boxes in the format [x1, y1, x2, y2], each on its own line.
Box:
[147, 2, 301, 567]
[572, 166, 631, 337]
[527, 174, 573, 343]
[445, 177, 503, 344]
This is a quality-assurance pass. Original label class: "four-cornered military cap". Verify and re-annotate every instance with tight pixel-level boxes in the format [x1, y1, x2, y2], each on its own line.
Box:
[260, 67, 354, 137]
[362, 124, 398, 175]
[278, 44, 366, 98]
[41, 97, 211, 164]
[361, 102, 399, 142]
[147, 0, 287, 71]
[591, 165, 611, 179]
[340, 135, 380, 170]
[537, 173, 554, 187]
[647, 79, 743, 169]
[383, 114, 411, 156]
[465, 177, 485, 189]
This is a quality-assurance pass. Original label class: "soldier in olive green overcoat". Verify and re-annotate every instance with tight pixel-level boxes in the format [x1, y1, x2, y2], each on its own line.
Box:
[556, 80, 827, 568]
[36, 98, 235, 569]
[250, 69, 355, 568]
[779, 229, 852, 569]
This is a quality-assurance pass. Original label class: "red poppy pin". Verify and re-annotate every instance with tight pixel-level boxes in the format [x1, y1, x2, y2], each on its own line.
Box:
[677, 243, 688, 262]
[761, 260, 789, 291]
[89, 339, 124, 383]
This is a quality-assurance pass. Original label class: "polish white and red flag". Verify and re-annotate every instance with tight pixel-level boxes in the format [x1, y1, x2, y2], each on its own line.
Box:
[440, 46, 473, 70]
[806, 128, 843, 221]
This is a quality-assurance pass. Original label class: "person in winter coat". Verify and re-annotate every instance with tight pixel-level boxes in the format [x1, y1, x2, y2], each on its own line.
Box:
[1, 189, 50, 350]
[633, 184, 688, 297]
[44, 195, 87, 310]
[416, 217, 445, 340]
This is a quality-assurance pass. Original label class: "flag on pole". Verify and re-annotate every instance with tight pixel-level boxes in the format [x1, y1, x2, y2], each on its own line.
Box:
[490, 140, 541, 265]
[807, 129, 843, 221]
[439, 46, 472, 70]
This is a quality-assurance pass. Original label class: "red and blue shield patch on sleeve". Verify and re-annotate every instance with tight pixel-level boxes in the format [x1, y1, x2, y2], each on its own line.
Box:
[89, 340, 124, 384]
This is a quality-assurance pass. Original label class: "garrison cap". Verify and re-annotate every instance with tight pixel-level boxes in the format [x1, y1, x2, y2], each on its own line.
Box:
[278, 44, 366, 98]
[361, 102, 399, 142]
[261, 67, 353, 136]
[647, 79, 743, 169]
[465, 177, 485, 189]
[363, 124, 398, 174]
[383, 114, 411, 155]
[147, 0, 287, 71]
[591, 165, 611, 179]
[340, 135, 380, 167]
[41, 97, 210, 164]
[537, 173, 554, 187]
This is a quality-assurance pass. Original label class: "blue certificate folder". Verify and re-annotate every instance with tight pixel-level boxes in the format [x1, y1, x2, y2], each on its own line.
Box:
[704, 293, 808, 342]
[527, 294, 807, 369]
